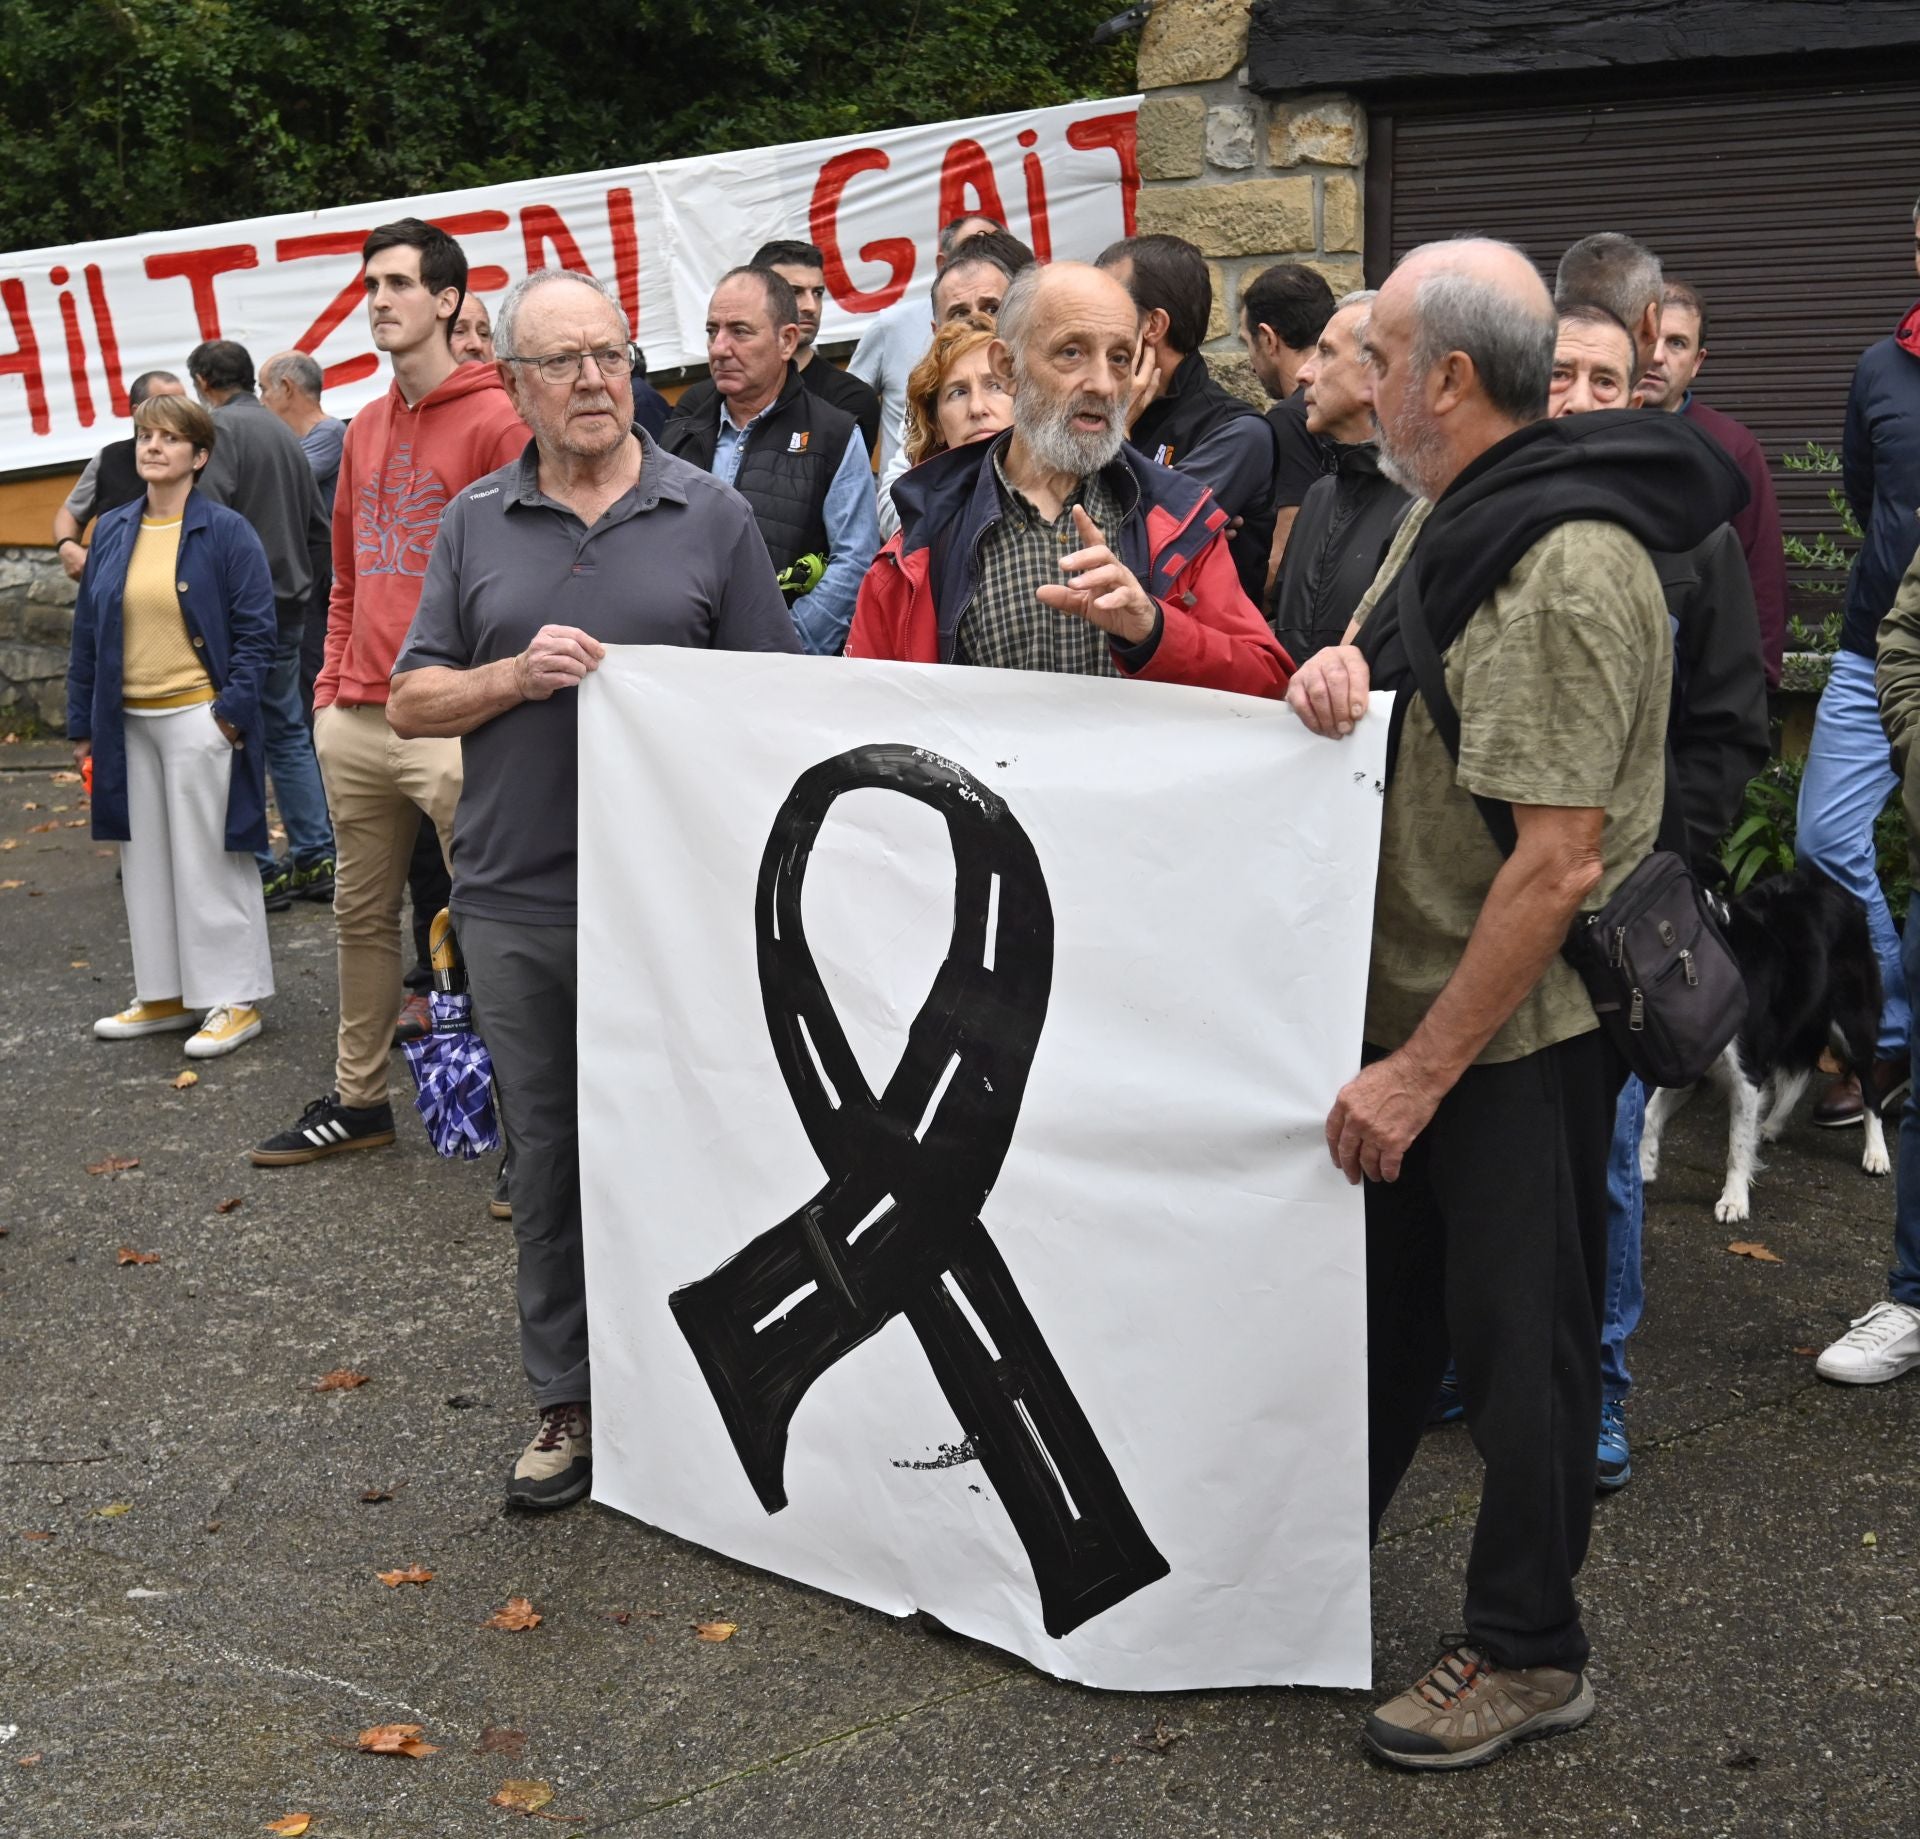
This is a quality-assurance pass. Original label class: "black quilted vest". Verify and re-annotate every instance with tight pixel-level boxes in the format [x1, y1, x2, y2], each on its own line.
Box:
[660, 364, 854, 574]
[94, 437, 146, 520]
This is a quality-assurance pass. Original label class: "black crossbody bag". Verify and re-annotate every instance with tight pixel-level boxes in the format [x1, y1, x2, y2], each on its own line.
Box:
[1395, 567, 1747, 1089]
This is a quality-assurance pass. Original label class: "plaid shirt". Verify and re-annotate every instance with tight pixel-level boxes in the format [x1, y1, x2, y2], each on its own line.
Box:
[954, 442, 1124, 677]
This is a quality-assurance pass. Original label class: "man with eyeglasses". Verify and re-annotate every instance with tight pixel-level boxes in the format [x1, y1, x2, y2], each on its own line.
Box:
[251, 218, 528, 1169]
[661, 265, 881, 655]
[387, 268, 801, 1509]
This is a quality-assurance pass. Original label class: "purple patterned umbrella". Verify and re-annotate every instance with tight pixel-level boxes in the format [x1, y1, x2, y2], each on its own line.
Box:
[402, 911, 502, 1159]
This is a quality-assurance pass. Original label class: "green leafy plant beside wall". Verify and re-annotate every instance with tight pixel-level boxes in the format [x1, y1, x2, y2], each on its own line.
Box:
[1720, 755, 1911, 926]
[1780, 441, 1859, 657]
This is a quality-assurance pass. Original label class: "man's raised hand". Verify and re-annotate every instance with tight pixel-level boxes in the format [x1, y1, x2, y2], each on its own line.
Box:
[1037, 506, 1157, 646]
[515, 625, 607, 702]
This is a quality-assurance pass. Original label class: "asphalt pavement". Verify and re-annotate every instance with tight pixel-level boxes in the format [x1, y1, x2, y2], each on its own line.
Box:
[2, 746, 1916, 1838]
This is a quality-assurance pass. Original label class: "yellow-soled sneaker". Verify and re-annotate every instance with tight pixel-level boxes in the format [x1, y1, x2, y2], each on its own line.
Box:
[184, 1004, 263, 1059]
[95, 997, 198, 1040]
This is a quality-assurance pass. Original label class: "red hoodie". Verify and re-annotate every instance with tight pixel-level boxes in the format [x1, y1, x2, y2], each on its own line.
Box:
[315, 363, 529, 708]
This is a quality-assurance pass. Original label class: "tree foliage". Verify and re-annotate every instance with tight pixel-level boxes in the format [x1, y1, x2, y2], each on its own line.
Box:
[0, 1, 1137, 249]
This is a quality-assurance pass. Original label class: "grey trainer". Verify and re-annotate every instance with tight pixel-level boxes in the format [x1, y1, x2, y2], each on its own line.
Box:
[506, 1403, 591, 1511]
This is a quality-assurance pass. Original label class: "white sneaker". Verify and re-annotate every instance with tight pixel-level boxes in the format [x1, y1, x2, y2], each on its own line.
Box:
[1815, 1300, 1920, 1385]
[184, 1004, 263, 1059]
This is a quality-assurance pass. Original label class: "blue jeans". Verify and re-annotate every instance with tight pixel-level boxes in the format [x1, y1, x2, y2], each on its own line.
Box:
[1600, 1075, 1646, 1405]
[253, 619, 335, 874]
[1796, 648, 1908, 1058]
[1892, 919, 1920, 1307]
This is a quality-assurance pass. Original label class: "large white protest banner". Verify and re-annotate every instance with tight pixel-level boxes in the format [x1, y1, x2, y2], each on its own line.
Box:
[0, 97, 1138, 477]
[577, 650, 1387, 1692]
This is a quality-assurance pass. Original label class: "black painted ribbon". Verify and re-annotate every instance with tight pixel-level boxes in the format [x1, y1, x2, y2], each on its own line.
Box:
[669, 743, 1169, 1639]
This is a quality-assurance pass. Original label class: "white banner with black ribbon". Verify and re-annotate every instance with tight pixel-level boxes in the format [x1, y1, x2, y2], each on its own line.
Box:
[577, 649, 1388, 1690]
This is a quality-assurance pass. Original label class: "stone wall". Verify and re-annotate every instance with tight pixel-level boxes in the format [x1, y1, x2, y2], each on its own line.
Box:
[0, 548, 76, 730]
[1134, 0, 1364, 401]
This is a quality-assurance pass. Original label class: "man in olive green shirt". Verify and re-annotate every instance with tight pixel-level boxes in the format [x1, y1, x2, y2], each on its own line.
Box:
[1286, 238, 1671, 1772]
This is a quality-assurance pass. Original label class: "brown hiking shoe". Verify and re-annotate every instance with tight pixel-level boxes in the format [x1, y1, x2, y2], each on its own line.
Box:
[1364, 1643, 1594, 1770]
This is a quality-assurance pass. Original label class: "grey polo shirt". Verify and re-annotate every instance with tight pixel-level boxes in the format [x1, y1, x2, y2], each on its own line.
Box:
[393, 425, 802, 926]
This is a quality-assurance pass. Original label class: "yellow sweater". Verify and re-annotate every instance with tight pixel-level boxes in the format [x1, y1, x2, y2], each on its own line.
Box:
[121, 515, 214, 710]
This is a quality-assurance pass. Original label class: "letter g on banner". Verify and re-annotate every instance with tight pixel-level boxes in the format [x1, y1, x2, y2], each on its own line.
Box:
[810, 150, 915, 313]
[669, 743, 1169, 1639]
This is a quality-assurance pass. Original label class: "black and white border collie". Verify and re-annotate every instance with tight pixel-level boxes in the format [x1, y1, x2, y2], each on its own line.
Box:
[1639, 868, 1890, 1223]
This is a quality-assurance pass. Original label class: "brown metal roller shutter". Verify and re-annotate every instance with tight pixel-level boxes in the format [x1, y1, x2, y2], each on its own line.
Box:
[1369, 77, 1920, 618]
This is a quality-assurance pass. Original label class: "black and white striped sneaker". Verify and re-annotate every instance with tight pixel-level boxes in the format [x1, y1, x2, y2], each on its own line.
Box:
[249, 1092, 397, 1166]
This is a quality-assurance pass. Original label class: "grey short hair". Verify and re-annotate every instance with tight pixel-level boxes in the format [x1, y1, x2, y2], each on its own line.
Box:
[494, 268, 632, 360]
[1335, 289, 1378, 310]
[260, 350, 324, 400]
[932, 252, 1012, 305]
[1408, 262, 1556, 422]
[1554, 232, 1662, 334]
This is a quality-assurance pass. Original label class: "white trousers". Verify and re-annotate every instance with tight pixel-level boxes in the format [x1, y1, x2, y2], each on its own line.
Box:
[121, 706, 274, 1010]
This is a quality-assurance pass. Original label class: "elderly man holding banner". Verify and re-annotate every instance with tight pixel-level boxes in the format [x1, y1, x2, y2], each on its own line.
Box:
[846, 261, 1292, 697]
[387, 269, 801, 1510]
[1287, 237, 1746, 1770]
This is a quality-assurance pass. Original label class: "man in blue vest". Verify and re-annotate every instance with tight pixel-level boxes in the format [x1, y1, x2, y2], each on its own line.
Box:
[660, 266, 880, 655]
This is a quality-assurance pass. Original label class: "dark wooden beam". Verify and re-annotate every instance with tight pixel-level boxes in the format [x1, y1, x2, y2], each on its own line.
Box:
[1249, 0, 1920, 95]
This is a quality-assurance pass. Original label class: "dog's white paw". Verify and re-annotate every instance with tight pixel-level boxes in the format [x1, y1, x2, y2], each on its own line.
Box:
[1639, 1146, 1660, 1184]
[1714, 1189, 1751, 1224]
[1863, 1143, 1892, 1177]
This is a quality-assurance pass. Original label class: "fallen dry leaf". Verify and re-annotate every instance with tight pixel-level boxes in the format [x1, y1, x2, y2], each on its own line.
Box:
[484, 1596, 542, 1632]
[64, 819, 87, 829]
[607, 1611, 631, 1626]
[476, 1725, 527, 1758]
[69, 959, 89, 969]
[491, 1780, 554, 1814]
[27, 821, 57, 833]
[692, 1620, 737, 1643]
[116, 1247, 160, 1266]
[375, 1565, 434, 1588]
[21, 800, 38, 810]
[215, 1196, 244, 1215]
[314, 1369, 370, 1392]
[86, 1154, 140, 1175]
[359, 1487, 394, 1504]
[0, 880, 22, 890]
[50, 770, 81, 784]
[1133, 1716, 1187, 1753]
[22, 1530, 53, 1541]
[264, 1817, 313, 1836]
[1726, 1241, 1783, 1263]
[1791, 1345, 1816, 1357]
[356, 1722, 437, 1758]
[17, 1752, 41, 1767]
[94, 1502, 131, 1518]
[171, 1069, 199, 1089]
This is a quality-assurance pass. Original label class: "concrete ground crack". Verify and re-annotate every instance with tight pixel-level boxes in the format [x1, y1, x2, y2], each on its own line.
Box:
[561, 1669, 1022, 1832]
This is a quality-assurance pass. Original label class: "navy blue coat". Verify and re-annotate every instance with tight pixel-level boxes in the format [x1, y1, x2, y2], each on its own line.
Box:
[67, 491, 278, 852]
[1840, 330, 1920, 659]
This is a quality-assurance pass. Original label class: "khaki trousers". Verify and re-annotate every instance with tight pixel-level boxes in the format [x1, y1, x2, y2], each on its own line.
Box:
[313, 702, 460, 1108]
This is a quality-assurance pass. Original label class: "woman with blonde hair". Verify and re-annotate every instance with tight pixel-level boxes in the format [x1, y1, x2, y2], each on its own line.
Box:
[67, 392, 278, 1058]
[876, 315, 1014, 541]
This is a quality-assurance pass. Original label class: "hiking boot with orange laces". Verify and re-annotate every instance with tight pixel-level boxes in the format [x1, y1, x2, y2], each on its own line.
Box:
[1364, 1641, 1594, 1770]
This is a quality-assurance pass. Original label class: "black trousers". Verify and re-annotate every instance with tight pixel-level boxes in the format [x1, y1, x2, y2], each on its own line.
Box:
[1365, 1028, 1623, 1673]
[403, 812, 453, 994]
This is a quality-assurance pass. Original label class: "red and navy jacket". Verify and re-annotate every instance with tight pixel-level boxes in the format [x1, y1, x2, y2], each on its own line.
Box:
[846, 433, 1294, 699]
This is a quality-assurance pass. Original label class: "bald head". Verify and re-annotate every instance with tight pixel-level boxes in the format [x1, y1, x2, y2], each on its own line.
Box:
[995, 261, 1139, 372]
[1366, 238, 1556, 498]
